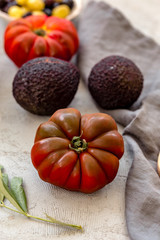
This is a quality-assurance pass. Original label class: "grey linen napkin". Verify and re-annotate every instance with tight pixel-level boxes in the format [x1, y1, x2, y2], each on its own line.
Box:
[77, 1, 160, 240]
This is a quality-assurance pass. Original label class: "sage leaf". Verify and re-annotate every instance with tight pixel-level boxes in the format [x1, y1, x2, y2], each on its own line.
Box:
[0, 169, 25, 213]
[2, 173, 9, 186]
[0, 166, 4, 202]
[0, 167, 8, 202]
[10, 177, 27, 213]
[0, 188, 3, 202]
[0, 166, 82, 231]
[0, 173, 9, 202]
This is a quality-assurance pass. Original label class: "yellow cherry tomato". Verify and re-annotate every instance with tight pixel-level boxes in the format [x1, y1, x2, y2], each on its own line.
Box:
[8, 6, 24, 18]
[16, 0, 28, 6]
[26, 0, 45, 11]
[52, 4, 70, 18]
[21, 7, 29, 15]
[32, 10, 45, 15]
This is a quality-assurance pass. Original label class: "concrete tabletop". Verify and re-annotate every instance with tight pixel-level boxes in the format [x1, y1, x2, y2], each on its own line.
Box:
[0, 1, 160, 239]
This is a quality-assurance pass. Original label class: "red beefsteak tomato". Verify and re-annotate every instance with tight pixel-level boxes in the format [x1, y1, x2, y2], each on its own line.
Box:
[31, 108, 124, 194]
[4, 15, 79, 67]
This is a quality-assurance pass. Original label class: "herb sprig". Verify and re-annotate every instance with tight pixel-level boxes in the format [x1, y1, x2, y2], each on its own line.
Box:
[0, 165, 82, 231]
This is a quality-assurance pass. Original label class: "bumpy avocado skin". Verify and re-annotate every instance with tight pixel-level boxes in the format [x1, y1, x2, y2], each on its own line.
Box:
[88, 55, 144, 109]
[13, 57, 80, 115]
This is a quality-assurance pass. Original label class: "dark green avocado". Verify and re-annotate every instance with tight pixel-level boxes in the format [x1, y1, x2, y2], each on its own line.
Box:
[13, 57, 80, 115]
[88, 55, 144, 109]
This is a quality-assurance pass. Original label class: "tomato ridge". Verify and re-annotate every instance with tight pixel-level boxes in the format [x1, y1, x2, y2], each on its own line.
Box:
[86, 150, 110, 184]
[63, 155, 80, 190]
[88, 130, 124, 159]
[37, 149, 69, 181]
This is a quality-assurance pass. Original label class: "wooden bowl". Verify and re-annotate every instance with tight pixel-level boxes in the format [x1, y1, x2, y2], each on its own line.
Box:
[0, 0, 82, 24]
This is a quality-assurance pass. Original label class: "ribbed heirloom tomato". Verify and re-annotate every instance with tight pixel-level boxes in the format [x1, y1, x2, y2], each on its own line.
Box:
[4, 15, 79, 67]
[31, 108, 124, 193]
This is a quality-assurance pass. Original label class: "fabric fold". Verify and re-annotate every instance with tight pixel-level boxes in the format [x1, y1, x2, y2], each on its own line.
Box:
[77, 1, 160, 239]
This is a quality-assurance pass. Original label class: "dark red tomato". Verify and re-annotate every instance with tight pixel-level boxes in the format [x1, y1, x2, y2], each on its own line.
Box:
[31, 108, 124, 193]
[4, 15, 79, 67]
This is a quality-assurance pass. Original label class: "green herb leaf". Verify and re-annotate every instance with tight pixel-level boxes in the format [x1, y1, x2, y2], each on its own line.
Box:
[0, 166, 5, 202]
[0, 173, 9, 202]
[2, 173, 9, 186]
[0, 188, 4, 202]
[0, 166, 82, 231]
[0, 166, 8, 202]
[10, 177, 27, 213]
[0, 168, 25, 214]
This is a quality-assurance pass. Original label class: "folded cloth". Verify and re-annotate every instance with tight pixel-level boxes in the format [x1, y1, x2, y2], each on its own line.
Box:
[77, 1, 160, 239]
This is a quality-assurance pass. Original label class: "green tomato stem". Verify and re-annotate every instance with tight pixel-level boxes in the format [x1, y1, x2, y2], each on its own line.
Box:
[69, 134, 88, 154]
[0, 202, 82, 231]
[0, 201, 25, 215]
[34, 29, 46, 36]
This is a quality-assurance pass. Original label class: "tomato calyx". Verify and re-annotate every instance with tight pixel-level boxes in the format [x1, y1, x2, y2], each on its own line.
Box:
[34, 29, 46, 36]
[69, 133, 88, 154]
